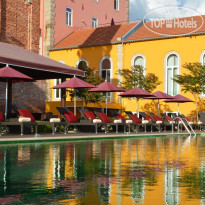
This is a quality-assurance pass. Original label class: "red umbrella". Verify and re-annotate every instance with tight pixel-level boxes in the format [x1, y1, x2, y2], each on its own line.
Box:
[88, 81, 125, 115]
[119, 87, 154, 117]
[0, 66, 33, 120]
[164, 94, 194, 114]
[144, 91, 173, 116]
[53, 77, 95, 115]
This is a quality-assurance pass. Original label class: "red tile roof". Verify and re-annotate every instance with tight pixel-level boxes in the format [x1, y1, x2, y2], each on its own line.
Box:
[51, 16, 205, 50]
[127, 15, 205, 41]
[52, 23, 137, 49]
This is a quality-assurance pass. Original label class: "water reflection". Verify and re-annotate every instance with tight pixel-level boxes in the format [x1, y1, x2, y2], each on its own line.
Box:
[0, 135, 204, 204]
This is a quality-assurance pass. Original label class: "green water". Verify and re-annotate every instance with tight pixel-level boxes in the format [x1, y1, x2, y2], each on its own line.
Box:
[0, 135, 205, 204]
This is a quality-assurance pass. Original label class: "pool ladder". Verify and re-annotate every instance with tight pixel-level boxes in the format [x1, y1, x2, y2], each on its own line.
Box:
[172, 116, 196, 136]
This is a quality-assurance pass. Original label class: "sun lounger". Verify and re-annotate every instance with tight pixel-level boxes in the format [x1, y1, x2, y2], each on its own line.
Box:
[93, 109, 126, 133]
[57, 107, 105, 134]
[139, 112, 163, 132]
[149, 112, 174, 132]
[125, 111, 150, 132]
[12, 105, 66, 135]
[0, 111, 37, 136]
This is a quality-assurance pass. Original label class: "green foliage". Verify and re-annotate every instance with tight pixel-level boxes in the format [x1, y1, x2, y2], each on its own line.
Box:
[118, 65, 161, 93]
[173, 62, 205, 95]
[173, 62, 205, 122]
[69, 65, 104, 106]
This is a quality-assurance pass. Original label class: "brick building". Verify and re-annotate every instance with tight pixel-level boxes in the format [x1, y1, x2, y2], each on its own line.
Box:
[40, 0, 129, 57]
[0, 0, 46, 113]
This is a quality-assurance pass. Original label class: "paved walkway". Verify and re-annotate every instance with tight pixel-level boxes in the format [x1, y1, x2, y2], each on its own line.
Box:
[0, 130, 204, 143]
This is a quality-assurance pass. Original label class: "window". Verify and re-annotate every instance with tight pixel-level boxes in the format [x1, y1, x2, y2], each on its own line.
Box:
[54, 79, 61, 100]
[114, 0, 119, 11]
[200, 51, 205, 97]
[92, 17, 98, 28]
[76, 58, 88, 70]
[101, 58, 111, 82]
[66, 8, 72, 26]
[100, 57, 113, 100]
[165, 53, 180, 96]
[93, 0, 98, 2]
[131, 54, 146, 75]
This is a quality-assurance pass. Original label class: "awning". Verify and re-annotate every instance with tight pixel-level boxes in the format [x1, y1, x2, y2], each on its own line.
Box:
[0, 42, 84, 80]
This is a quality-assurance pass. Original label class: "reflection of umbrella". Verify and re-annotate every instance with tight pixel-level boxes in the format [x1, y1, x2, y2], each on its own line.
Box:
[164, 94, 193, 115]
[88, 81, 125, 115]
[144, 91, 173, 116]
[119, 87, 153, 117]
[52, 77, 95, 115]
[0, 66, 33, 120]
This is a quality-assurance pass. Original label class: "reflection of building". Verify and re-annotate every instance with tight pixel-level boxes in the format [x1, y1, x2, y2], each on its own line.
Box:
[164, 168, 180, 205]
[48, 16, 205, 117]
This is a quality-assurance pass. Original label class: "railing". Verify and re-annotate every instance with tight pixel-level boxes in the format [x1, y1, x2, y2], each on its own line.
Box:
[173, 117, 196, 136]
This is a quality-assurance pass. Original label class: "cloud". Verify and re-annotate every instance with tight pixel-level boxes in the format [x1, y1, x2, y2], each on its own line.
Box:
[129, 0, 205, 21]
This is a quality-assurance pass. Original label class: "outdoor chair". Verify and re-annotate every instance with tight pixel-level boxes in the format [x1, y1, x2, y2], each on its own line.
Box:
[109, 109, 139, 133]
[125, 111, 150, 132]
[139, 112, 163, 132]
[57, 107, 105, 134]
[199, 111, 205, 130]
[93, 109, 126, 133]
[0, 111, 37, 136]
[149, 112, 174, 132]
[12, 105, 66, 135]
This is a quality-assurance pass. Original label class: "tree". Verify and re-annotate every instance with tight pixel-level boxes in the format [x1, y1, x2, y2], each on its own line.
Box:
[69, 65, 104, 107]
[173, 62, 205, 122]
[118, 65, 161, 93]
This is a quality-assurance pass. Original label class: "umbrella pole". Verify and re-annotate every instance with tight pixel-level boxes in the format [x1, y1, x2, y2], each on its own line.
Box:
[158, 99, 160, 116]
[74, 89, 76, 116]
[178, 103, 180, 116]
[106, 92, 108, 115]
[5, 80, 8, 120]
[137, 98, 139, 117]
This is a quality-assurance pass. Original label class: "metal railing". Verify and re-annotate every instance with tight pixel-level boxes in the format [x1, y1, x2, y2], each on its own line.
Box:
[173, 117, 196, 136]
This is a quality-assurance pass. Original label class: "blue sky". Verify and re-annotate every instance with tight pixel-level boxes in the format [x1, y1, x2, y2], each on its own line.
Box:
[129, 0, 205, 21]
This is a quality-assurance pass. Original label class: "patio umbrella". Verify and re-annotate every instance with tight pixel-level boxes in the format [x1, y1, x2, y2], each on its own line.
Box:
[119, 87, 154, 117]
[144, 91, 173, 116]
[0, 66, 33, 120]
[52, 76, 95, 116]
[88, 81, 125, 115]
[164, 94, 193, 115]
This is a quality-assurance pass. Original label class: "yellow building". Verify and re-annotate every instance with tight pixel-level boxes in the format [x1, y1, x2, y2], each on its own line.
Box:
[48, 17, 205, 119]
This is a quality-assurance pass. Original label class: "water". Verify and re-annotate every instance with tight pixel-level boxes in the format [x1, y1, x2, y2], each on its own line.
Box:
[0, 135, 204, 204]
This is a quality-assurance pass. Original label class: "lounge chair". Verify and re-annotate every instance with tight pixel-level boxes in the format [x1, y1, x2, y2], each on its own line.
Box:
[139, 112, 163, 132]
[199, 111, 205, 130]
[12, 105, 66, 135]
[0, 111, 37, 136]
[93, 109, 126, 133]
[125, 111, 149, 132]
[149, 112, 174, 132]
[57, 107, 105, 134]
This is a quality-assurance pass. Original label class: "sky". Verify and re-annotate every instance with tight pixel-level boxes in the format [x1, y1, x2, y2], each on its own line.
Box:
[129, 0, 205, 21]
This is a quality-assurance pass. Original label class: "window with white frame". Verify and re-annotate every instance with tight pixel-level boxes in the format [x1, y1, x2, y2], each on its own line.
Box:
[100, 57, 112, 100]
[165, 53, 179, 96]
[200, 51, 205, 96]
[54, 79, 61, 100]
[133, 55, 146, 75]
[92, 17, 98, 28]
[77, 59, 88, 70]
[114, 0, 119, 11]
[66, 8, 72, 26]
